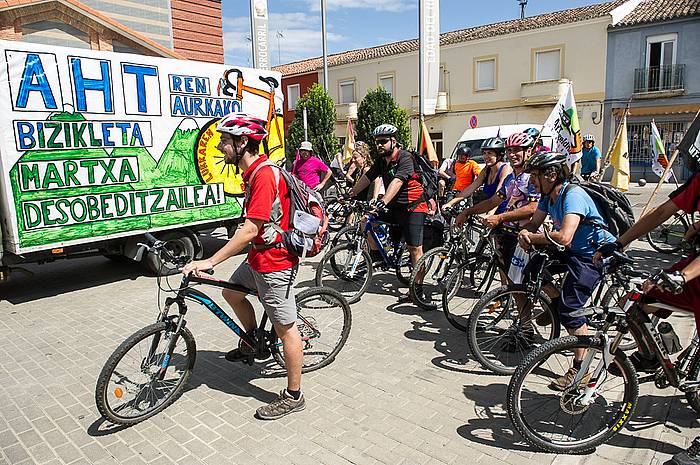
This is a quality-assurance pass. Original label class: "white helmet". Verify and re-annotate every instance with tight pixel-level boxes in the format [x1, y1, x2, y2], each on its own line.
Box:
[372, 124, 398, 137]
[583, 133, 595, 142]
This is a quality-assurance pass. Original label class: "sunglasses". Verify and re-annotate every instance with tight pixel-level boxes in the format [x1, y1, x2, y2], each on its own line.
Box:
[375, 138, 391, 145]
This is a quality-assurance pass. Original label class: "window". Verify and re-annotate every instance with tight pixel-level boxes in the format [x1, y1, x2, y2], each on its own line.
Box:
[379, 74, 394, 97]
[339, 80, 356, 104]
[430, 132, 443, 160]
[646, 34, 677, 91]
[535, 49, 561, 81]
[475, 58, 496, 91]
[287, 84, 300, 110]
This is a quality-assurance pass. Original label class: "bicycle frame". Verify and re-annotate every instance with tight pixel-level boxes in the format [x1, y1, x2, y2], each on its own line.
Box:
[363, 214, 405, 268]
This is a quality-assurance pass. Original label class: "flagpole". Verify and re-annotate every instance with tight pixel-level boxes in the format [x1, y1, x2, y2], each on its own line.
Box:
[418, 0, 424, 148]
[639, 108, 700, 218]
[321, 0, 328, 91]
[600, 100, 632, 178]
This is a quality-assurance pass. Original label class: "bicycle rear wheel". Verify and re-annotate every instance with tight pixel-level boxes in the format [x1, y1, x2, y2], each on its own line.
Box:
[272, 288, 352, 373]
[326, 200, 350, 232]
[646, 212, 688, 254]
[467, 284, 559, 375]
[409, 247, 460, 310]
[507, 336, 638, 453]
[442, 257, 499, 332]
[315, 243, 372, 304]
[95, 322, 196, 425]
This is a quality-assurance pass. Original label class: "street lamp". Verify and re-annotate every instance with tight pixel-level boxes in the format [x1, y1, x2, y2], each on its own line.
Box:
[519, 0, 528, 19]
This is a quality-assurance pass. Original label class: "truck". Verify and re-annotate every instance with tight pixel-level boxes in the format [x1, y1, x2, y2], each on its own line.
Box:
[0, 40, 286, 280]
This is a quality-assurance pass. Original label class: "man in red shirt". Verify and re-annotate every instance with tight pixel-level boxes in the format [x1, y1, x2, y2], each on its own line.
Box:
[182, 113, 305, 420]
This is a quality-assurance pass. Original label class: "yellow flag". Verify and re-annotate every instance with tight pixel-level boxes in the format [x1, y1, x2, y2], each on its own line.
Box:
[342, 119, 355, 164]
[419, 120, 439, 167]
[610, 116, 630, 192]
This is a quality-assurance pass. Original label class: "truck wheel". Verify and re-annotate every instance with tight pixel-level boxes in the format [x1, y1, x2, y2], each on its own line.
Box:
[143, 232, 195, 276]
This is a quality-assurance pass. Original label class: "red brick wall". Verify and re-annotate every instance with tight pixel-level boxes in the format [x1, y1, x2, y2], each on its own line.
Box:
[281, 72, 319, 132]
[171, 0, 224, 63]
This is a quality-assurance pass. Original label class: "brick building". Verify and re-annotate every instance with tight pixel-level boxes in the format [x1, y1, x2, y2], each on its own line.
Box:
[0, 0, 223, 62]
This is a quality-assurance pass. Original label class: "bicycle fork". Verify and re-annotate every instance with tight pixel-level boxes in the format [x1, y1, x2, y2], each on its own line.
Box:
[573, 332, 621, 406]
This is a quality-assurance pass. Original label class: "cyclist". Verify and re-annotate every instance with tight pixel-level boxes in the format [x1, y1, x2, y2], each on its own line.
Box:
[345, 141, 383, 201]
[348, 123, 428, 303]
[182, 113, 305, 420]
[517, 151, 616, 390]
[443, 137, 510, 212]
[292, 140, 332, 192]
[438, 147, 480, 201]
[580, 134, 602, 180]
[455, 132, 540, 278]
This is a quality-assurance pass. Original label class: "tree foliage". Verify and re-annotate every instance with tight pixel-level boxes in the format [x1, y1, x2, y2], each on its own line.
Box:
[356, 88, 411, 158]
[286, 83, 339, 163]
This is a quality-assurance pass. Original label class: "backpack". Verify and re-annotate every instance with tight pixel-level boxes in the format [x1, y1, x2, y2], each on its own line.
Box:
[247, 161, 329, 258]
[409, 150, 439, 205]
[548, 179, 635, 238]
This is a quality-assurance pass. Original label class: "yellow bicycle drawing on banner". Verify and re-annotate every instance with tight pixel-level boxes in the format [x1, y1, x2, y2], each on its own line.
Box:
[195, 69, 285, 196]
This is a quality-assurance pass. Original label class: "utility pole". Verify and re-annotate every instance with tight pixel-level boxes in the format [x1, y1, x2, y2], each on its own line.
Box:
[321, 0, 329, 91]
[249, 1, 257, 67]
[519, 0, 528, 19]
[276, 30, 284, 65]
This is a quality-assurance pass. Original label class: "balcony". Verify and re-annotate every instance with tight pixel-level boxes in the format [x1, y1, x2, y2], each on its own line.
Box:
[520, 79, 571, 105]
[335, 102, 357, 121]
[633, 64, 685, 97]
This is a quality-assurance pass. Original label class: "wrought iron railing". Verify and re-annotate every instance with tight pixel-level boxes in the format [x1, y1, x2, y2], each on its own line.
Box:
[634, 64, 685, 93]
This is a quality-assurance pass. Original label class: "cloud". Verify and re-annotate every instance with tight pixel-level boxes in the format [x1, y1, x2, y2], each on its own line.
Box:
[307, 0, 415, 12]
[224, 11, 346, 66]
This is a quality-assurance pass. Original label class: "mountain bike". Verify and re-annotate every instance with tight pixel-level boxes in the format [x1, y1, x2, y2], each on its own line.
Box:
[407, 206, 484, 310]
[314, 201, 412, 304]
[646, 211, 693, 254]
[507, 251, 700, 453]
[96, 237, 351, 426]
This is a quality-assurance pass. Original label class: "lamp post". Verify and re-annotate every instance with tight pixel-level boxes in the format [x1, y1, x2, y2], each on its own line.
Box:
[321, 0, 328, 91]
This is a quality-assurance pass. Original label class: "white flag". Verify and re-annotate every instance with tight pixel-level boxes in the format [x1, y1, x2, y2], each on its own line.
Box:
[251, 0, 270, 70]
[542, 83, 583, 167]
[650, 120, 672, 181]
[420, 0, 439, 115]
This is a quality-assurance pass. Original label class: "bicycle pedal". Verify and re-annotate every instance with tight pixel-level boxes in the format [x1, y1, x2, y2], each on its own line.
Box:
[245, 354, 255, 366]
[637, 374, 655, 384]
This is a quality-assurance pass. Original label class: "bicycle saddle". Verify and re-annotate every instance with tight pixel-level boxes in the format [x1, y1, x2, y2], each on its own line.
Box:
[259, 76, 279, 88]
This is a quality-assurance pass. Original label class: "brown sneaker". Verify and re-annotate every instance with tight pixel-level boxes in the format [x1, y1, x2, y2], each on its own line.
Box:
[549, 367, 591, 392]
[255, 390, 306, 420]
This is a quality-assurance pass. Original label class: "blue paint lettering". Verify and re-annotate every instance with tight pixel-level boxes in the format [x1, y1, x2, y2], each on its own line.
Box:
[16, 54, 57, 110]
[122, 64, 157, 113]
[71, 58, 113, 113]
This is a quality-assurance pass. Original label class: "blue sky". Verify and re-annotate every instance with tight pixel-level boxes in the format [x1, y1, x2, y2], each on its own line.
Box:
[222, 0, 599, 66]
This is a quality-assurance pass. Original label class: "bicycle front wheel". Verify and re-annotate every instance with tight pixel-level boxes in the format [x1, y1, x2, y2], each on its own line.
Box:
[646, 211, 688, 254]
[442, 257, 499, 332]
[315, 244, 372, 304]
[467, 284, 559, 375]
[507, 335, 638, 453]
[95, 322, 196, 425]
[409, 247, 460, 310]
[272, 288, 352, 373]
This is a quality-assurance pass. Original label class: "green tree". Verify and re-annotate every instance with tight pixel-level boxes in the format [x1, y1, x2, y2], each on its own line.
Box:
[356, 88, 411, 158]
[286, 83, 339, 164]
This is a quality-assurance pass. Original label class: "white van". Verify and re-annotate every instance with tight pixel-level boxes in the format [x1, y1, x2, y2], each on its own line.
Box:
[450, 124, 554, 166]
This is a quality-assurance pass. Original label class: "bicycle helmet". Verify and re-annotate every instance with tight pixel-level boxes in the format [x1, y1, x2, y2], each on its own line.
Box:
[481, 137, 505, 152]
[216, 113, 268, 140]
[523, 151, 568, 174]
[372, 124, 398, 137]
[455, 146, 472, 157]
[524, 128, 541, 139]
[583, 133, 595, 142]
[505, 132, 535, 148]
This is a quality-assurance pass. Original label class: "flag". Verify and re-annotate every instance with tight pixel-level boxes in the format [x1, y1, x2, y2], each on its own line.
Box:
[678, 112, 700, 163]
[650, 120, 671, 182]
[342, 119, 355, 164]
[542, 83, 583, 167]
[418, 120, 439, 167]
[419, 0, 440, 115]
[250, 0, 269, 69]
[610, 116, 630, 192]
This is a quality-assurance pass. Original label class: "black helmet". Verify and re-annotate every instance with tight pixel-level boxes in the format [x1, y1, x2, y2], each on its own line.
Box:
[456, 146, 472, 157]
[524, 151, 568, 174]
[481, 137, 505, 151]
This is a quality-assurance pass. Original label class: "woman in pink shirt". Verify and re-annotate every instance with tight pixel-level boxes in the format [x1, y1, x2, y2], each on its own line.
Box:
[292, 141, 332, 191]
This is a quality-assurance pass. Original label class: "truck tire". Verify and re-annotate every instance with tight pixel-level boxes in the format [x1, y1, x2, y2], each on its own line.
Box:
[143, 231, 196, 276]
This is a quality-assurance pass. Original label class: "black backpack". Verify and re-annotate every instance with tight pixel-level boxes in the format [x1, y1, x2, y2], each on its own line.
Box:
[409, 150, 439, 204]
[549, 179, 635, 238]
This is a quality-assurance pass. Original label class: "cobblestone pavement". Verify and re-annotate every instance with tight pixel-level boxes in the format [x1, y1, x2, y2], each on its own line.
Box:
[1, 184, 698, 465]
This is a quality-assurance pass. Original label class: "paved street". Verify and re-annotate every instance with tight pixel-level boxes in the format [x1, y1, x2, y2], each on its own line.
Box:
[1, 184, 698, 465]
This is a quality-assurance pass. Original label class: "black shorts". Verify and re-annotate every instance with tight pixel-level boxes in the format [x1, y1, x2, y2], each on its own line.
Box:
[378, 208, 426, 247]
[496, 231, 519, 273]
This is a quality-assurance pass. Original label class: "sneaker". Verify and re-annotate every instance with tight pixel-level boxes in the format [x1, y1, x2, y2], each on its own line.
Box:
[608, 351, 660, 377]
[255, 389, 306, 420]
[398, 293, 413, 304]
[672, 437, 700, 465]
[225, 338, 256, 362]
[549, 367, 591, 391]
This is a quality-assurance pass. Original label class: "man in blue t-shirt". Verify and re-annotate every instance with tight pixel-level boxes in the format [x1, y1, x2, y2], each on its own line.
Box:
[517, 151, 616, 391]
[580, 133, 602, 180]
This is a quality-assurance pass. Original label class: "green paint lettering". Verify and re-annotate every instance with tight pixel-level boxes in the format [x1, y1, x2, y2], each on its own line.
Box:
[98, 158, 117, 183]
[118, 158, 137, 182]
[131, 123, 144, 146]
[193, 185, 204, 206]
[72, 122, 87, 147]
[63, 160, 79, 187]
[88, 124, 102, 146]
[70, 198, 87, 222]
[134, 191, 149, 213]
[100, 194, 113, 219]
[80, 160, 98, 183]
[165, 189, 181, 211]
[40, 199, 56, 226]
[54, 198, 70, 224]
[204, 185, 216, 205]
[87, 196, 100, 220]
[20, 164, 40, 191]
[23, 202, 42, 228]
[114, 193, 129, 216]
[42, 163, 65, 189]
[45, 122, 63, 149]
[150, 189, 164, 213]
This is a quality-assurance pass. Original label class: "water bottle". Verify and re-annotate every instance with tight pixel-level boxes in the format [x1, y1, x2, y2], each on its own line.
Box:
[658, 322, 682, 355]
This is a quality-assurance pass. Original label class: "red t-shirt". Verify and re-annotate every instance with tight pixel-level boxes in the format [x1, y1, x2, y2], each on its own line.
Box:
[242, 156, 298, 272]
[670, 172, 700, 213]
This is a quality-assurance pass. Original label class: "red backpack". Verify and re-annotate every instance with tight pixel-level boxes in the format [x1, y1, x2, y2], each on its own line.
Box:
[247, 161, 329, 259]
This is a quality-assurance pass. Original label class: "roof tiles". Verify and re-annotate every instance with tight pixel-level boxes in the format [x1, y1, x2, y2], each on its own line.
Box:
[613, 0, 700, 27]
